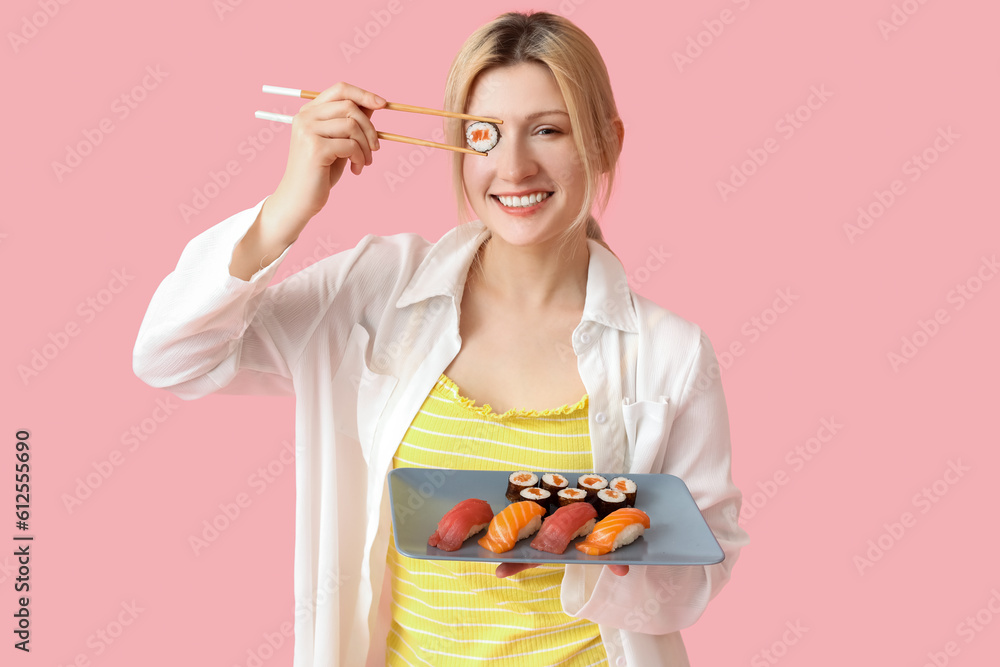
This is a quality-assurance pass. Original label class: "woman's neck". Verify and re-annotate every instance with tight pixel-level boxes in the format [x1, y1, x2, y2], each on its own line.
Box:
[471, 231, 590, 311]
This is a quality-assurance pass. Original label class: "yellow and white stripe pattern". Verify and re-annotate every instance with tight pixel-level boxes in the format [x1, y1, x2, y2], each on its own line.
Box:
[386, 373, 609, 666]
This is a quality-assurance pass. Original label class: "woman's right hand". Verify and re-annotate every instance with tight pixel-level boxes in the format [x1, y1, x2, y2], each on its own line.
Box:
[265, 82, 387, 238]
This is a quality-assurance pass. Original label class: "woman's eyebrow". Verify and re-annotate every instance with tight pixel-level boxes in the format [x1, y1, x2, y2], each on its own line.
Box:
[465, 110, 569, 122]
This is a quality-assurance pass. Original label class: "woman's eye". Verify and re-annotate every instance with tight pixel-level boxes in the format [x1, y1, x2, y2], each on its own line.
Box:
[538, 128, 559, 135]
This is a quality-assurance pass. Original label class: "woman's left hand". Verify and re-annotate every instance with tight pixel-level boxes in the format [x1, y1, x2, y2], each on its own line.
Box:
[495, 562, 629, 578]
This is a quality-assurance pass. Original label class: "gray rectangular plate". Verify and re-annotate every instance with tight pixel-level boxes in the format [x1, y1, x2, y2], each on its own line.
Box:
[388, 469, 724, 566]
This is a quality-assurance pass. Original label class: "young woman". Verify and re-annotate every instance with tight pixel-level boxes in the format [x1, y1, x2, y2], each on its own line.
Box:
[134, 11, 748, 667]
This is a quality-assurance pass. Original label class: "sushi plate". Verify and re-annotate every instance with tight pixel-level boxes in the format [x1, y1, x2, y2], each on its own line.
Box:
[387, 469, 725, 566]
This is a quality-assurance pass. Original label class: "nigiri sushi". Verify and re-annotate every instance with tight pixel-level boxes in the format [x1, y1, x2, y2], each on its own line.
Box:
[530, 501, 598, 554]
[575, 507, 650, 556]
[478, 500, 546, 554]
[428, 498, 494, 552]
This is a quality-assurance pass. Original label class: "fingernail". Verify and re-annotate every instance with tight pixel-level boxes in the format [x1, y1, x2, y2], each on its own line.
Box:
[375, 95, 387, 105]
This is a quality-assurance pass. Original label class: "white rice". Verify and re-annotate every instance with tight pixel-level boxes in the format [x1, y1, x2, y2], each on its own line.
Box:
[465, 522, 490, 540]
[609, 477, 637, 494]
[516, 515, 542, 542]
[509, 471, 538, 486]
[466, 121, 499, 152]
[609, 523, 645, 552]
[542, 473, 569, 489]
[578, 474, 608, 492]
[520, 487, 551, 501]
[596, 488, 626, 504]
[570, 518, 596, 540]
[558, 488, 587, 501]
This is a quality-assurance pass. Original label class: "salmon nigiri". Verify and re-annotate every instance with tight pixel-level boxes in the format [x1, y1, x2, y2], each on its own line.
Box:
[575, 507, 650, 556]
[428, 499, 495, 552]
[478, 501, 546, 554]
[530, 501, 598, 554]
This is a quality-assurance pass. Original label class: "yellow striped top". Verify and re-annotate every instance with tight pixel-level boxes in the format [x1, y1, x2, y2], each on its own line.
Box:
[385, 373, 609, 667]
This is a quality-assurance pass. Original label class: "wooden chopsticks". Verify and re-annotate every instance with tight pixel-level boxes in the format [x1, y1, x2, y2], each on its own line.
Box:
[258, 85, 502, 156]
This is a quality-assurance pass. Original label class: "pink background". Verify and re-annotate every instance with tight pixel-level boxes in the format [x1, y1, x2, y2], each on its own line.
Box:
[5, 0, 999, 664]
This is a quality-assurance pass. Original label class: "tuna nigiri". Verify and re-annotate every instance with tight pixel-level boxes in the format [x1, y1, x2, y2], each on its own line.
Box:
[428, 499, 494, 552]
[478, 501, 546, 554]
[575, 507, 650, 556]
[530, 501, 598, 554]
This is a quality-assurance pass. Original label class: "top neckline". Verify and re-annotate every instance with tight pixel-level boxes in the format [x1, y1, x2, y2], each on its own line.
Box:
[436, 373, 588, 421]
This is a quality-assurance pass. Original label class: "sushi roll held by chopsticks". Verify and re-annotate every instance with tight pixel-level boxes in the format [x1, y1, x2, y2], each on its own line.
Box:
[257, 85, 502, 155]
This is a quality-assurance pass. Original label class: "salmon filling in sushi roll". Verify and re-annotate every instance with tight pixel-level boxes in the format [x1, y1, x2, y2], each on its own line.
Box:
[519, 486, 552, 514]
[609, 476, 638, 507]
[594, 487, 627, 519]
[466, 121, 499, 152]
[478, 500, 546, 554]
[505, 471, 538, 502]
[540, 473, 569, 494]
[575, 507, 651, 556]
[556, 487, 589, 507]
[577, 474, 608, 500]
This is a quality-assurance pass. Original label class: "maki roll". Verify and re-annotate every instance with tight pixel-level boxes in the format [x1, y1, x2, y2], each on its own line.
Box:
[556, 487, 589, 507]
[519, 487, 552, 514]
[594, 488, 627, 519]
[478, 501, 546, 554]
[608, 477, 638, 507]
[540, 473, 569, 495]
[577, 474, 608, 500]
[466, 121, 499, 153]
[506, 471, 538, 502]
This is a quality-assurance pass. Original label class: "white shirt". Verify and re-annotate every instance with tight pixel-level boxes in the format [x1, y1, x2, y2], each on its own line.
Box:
[133, 196, 749, 667]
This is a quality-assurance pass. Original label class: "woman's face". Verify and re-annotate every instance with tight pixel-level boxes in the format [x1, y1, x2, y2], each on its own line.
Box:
[462, 62, 588, 249]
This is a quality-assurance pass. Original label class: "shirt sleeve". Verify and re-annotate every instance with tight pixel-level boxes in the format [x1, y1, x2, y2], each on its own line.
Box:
[560, 330, 749, 634]
[132, 196, 365, 400]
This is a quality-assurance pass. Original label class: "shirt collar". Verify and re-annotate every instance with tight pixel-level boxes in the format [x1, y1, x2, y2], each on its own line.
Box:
[395, 220, 638, 334]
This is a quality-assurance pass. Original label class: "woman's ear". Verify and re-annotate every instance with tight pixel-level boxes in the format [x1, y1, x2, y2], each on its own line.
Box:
[599, 117, 625, 174]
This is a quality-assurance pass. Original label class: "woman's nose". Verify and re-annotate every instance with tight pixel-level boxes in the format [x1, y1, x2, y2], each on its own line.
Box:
[495, 135, 538, 182]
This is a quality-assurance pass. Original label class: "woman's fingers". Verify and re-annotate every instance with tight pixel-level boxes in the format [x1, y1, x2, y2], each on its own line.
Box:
[310, 81, 387, 110]
[298, 115, 374, 167]
[495, 562, 539, 578]
[495, 563, 629, 578]
[305, 101, 381, 160]
[262, 82, 388, 237]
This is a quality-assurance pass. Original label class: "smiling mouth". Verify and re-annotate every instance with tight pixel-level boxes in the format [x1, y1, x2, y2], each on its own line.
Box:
[491, 192, 554, 208]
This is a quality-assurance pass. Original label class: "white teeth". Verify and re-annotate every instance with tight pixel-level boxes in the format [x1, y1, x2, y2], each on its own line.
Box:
[497, 192, 550, 208]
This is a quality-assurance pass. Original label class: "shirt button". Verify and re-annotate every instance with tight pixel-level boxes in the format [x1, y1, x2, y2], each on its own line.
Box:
[595, 412, 607, 424]
[616, 657, 627, 667]
[580, 332, 591, 344]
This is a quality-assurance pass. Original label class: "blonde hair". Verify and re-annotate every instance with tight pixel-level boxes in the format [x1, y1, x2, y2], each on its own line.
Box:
[442, 11, 623, 270]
